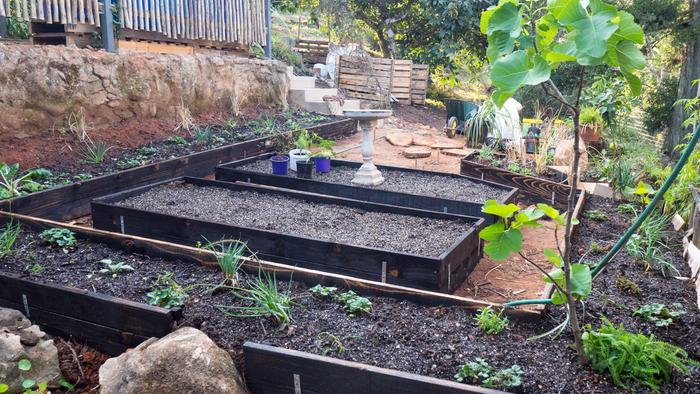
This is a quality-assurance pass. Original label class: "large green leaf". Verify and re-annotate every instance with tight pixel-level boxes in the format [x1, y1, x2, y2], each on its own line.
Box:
[543, 247, 563, 267]
[570, 264, 592, 298]
[479, 221, 506, 242]
[487, 30, 516, 62]
[614, 40, 646, 70]
[536, 13, 559, 46]
[491, 51, 551, 106]
[483, 227, 523, 261]
[621, 69, 642, 96]
[481, 200, 520, 219]
[547, 0, 586, 24]
[571, 10, 618, 58]
[487, 1, 522, 37]
[612, 11, 644, 45]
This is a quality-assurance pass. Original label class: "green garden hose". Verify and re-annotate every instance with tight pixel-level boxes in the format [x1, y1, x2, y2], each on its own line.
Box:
[504, 124, 700, 308]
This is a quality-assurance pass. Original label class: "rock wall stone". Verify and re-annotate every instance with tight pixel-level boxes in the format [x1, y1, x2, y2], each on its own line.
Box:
[0, 43, 289, 137]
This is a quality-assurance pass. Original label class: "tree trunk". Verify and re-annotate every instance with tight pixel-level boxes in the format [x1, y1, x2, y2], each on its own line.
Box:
[667, 0, 700, 153]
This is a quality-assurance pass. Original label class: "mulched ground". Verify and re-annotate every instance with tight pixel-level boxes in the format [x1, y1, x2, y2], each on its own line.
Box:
[238, 157, 511, 203]
[4, 109, 334, 192]
[1, 195, 698, 393]
[114, 182, 472, 257]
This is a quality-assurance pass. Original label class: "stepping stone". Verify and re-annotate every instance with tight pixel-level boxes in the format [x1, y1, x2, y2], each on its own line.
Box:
[431, 141, 465, 149]
[412, 134, 436, 146]
[386, 132, 413, 147]
[441, 148, 474, 157]
[403, 146, 432, 159]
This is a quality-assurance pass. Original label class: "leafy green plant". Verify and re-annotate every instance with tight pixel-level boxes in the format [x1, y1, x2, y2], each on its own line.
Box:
[147, 272, 189, 309]
[202, 238, 251, 288]
[309, 284, 338, 298]
[27, 264, 44, 276]
[626, 211, 677, 276]
[0, 163, 51, 199]
[0, 221, 21, 258]
[0, 358, 51, 394]
[454, 358, 523, 390]
[589, 241, 606, 254]
[579, 106, 603, 126]
[477, 144, 497, 164]
[624, 181, 656, 205]
[315, 332, 357, 356]
[80, 141, 111, 164]
[662, 131, 700, 221]
[294, 129, 313, 151]
[98, 259, 135, 278]
[39, 228, 77, 248]
[335, 290, 372, 316]
[582, 320, 700, 391]
[194, 128, 211, 145]
[632, 303, 686, 327]
[218, 270, 295, 326]
[617, 203, 637, 215]
[474, 306, 509, 335]
[610, 159, 636, 198]
[582, 209, 608, 221]
[137, 146, 158, 156]
[167, 136, 188, 145]
[454, 358, 492, 383]
[310, 135, 336, 159]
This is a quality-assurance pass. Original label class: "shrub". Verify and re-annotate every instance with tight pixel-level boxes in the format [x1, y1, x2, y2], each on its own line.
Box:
[39, 228, 77, 248]
[582, 320, 700, 390]
[474, 306, 509, 335]
[643, 76, 678, 134]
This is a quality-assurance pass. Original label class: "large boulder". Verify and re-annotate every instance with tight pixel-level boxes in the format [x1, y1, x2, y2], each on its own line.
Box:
[99, 327, 246, 394]
[0, 307, 63, 394]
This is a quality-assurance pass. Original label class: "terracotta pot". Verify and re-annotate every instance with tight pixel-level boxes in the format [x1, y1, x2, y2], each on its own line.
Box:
[580, 124, 601, 142]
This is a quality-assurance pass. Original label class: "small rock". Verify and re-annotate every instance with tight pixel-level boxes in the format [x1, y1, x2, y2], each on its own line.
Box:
[19, 325, 46, 346]
[99, 327, 246, 394]
[386, 132, 413, 147]
[431, 141, 465, 150]
[0, 308, 30, 331]
[412, 134, 436, 147]
[403, 146, 432, 159]
[441, 148, 474, 157]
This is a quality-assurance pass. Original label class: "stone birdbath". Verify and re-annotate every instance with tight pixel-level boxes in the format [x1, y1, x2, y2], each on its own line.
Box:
[343, 109, 393, 186]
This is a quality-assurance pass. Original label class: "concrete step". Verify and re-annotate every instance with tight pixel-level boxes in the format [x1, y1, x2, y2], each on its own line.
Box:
[290, 76, 316, 90]
[294, 88, 338, 102]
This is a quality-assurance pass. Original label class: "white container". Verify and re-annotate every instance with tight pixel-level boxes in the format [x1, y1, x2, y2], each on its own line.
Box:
[289, 149, 311, 172]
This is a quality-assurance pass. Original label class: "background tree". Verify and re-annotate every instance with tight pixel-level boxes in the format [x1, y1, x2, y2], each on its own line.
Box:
[347, 0, 417, 58]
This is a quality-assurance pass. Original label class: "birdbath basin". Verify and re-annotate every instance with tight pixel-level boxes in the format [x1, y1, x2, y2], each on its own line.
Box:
[343, 109, 393, 186]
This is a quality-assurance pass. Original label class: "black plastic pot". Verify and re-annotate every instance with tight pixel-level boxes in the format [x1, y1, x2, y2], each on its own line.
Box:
[296, 161, 314, 179]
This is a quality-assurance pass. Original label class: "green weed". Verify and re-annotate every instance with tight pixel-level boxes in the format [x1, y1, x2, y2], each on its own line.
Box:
[474, 306, 509, 335]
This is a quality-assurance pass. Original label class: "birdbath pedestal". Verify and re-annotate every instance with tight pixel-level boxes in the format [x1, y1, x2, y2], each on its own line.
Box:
[343, 109, 393, 186]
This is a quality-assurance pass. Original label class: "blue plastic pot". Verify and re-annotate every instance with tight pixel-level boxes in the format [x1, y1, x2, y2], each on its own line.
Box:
[270, 155, 290, 175]
[314, 157, 331, 173]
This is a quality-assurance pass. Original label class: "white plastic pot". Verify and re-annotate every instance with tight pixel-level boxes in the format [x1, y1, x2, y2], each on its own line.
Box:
[289, 149, 311, 172]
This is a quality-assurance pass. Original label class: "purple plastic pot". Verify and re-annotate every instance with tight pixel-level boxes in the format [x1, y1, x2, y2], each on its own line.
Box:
[313, 157, 331, 173]
[270, 155, 290, 175]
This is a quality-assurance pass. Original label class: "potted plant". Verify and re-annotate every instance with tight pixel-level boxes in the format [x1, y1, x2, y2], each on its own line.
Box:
[311, 135, 336, 173]
[269, 155, 290, 175]
[289, 130, 312, 172]
[296, 157, 314, 179]
[579, 107, 603, 143]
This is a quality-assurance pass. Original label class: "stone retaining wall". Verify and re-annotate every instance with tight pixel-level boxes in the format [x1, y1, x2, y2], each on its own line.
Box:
[0, 44, 289, 137]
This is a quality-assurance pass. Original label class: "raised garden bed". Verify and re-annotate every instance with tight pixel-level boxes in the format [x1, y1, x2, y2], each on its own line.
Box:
[91, 177, 485, 292]
[461, 152, 577, 207]
[0, 118, 356, 221]
[215, 154, 518, 223]
[2, 201, 698, 393]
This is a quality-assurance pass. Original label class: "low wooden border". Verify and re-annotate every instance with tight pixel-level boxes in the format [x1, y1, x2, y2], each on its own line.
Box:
[91, 177, 485, 293]
[461, 153, 578, 207]
[243, 342, 504, 394]
[215, 154, 519, 224]
[0, 271, 176, 355]
[0, 118, 355, 222]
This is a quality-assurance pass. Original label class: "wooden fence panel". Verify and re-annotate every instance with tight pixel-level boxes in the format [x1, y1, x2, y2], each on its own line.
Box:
[337, 56, 428, 105]
[1, 0, 99, 25]
[411, 64, 429, 105]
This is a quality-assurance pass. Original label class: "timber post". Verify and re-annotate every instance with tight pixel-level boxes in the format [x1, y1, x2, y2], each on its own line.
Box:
[100, 0, 116, 52]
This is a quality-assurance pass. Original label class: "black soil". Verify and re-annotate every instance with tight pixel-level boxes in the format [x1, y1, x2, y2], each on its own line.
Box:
[114, 182, 472, 257]
[1, 195, 698, 393]
[238, 158, 511, 203]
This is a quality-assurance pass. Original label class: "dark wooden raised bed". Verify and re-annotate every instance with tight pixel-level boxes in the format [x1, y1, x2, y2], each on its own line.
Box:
[215, 154, 519, 224]
[461, 153, 578, 207]
[243, 342, 502, 394]
[0, 272, 176, 355]
[0, 118, 355, 221]
[91, 177, 485, 293]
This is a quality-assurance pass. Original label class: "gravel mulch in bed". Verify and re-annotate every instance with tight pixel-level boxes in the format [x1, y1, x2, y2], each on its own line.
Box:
[114, 182, 472, 257]
[238, 159, 510, 203]
[1, 199, 699, 394]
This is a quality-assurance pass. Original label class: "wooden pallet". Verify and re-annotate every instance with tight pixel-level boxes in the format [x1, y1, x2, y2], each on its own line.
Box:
[30, 22, 97, 47]
[294, 38, 329, 64]
[337, 56, 427, 105]
[411, 64, 429, 105]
